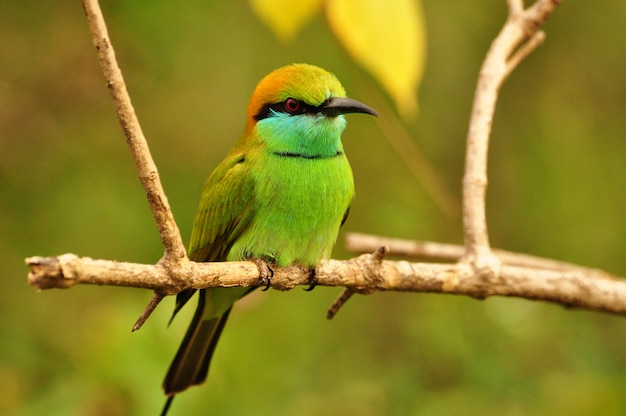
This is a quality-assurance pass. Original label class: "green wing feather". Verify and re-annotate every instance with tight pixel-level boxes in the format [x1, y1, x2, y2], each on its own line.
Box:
[190, 150, 256, 262]
[164, 147, 256, 395]
[170, 149, 255, 318]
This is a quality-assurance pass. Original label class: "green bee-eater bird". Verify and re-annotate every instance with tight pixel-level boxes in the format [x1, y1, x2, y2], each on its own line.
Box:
[161, 63, 377, 413]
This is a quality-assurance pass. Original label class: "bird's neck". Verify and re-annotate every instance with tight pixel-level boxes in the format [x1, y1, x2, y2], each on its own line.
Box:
[254, 113, 347, 159]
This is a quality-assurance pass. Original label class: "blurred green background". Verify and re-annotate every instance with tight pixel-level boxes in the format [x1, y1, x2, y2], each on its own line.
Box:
[2, 1, 625, 415]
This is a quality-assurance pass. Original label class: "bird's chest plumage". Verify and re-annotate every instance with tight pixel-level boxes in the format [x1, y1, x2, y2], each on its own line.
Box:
[228, 152, 354, 268]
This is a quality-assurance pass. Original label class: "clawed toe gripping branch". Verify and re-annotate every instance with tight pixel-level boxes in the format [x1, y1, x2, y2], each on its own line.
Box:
[26, 0, 626, 331]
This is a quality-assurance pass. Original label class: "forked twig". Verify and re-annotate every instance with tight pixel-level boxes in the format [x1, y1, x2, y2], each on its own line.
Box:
[28, 0, 626, 323]
[461, 0, 562, 275]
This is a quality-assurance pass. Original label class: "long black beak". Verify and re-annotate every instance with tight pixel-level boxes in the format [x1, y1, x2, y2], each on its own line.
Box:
[319, 97, 378, 117]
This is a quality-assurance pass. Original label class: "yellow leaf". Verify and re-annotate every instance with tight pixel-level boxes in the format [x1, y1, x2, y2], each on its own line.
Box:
[325, 0, 426, 118]
[249, 0, 323, 42]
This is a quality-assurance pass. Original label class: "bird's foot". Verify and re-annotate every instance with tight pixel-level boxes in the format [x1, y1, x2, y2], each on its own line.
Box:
[253, 258, 274, 291]
[304, 268, 318, 292]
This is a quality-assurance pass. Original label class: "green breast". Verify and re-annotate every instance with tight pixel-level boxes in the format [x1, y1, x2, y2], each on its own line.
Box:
[227, 151, 354, 268]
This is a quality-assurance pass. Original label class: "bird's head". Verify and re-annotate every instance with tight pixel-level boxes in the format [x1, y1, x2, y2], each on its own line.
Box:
[244, 64, 377, 158]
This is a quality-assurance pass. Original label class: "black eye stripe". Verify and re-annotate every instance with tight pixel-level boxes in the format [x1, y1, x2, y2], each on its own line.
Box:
[254, 99, 320, 121]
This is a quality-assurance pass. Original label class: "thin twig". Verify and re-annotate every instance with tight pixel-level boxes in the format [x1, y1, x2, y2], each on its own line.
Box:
[327, 288, 355, 320]
[345, 232, 605, 274]
[81, 0, 186, 266]
[132, 292, 167, 331]
[507, 0, 524, 15]
[461, 0, 562, 274]
[82, 0, 192, 326]
[505, 31, 546, 77]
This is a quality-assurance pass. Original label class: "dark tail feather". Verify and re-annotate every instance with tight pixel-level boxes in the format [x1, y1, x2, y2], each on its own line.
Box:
[162, 288, 232, 396]
[168, 289, 197, 327]
[160, 396, 174, 416]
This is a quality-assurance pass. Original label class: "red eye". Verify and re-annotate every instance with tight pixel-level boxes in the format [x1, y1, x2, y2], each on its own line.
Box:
[284, 98, 300, 113]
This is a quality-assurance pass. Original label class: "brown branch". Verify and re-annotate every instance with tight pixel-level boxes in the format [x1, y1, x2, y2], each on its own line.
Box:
[82, 0, 192, 327]
[28, 0, 626, 328]
[132, 292, 167, 332]
[81, 0, 187, 267]
[462, 0, 562, 274]
[26, 254, 626, 316]
[345, 232, 614, 276]
[327, 289, 355, 320]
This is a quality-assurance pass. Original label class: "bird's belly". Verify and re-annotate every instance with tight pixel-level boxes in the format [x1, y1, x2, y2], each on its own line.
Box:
[228, 155, 354, 268]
